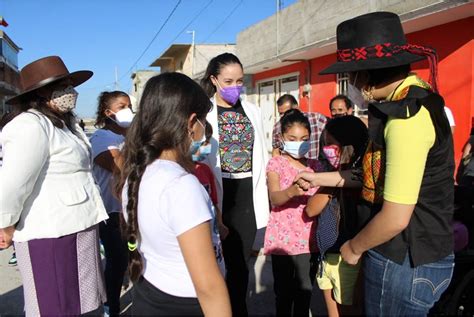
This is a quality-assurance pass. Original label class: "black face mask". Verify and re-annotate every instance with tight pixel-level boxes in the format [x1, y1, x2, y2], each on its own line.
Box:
[332, 113, 347, 118]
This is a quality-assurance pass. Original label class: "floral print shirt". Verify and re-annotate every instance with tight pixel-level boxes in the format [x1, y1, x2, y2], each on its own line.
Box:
[264, 155, 319, 255]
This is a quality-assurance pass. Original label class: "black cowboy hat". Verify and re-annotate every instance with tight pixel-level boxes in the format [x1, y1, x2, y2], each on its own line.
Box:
[320, 12, 426, 74]
[7, 56, 92, 104]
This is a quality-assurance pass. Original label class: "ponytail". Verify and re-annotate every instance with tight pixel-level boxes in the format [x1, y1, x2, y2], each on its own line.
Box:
[200, 53, 243, 98]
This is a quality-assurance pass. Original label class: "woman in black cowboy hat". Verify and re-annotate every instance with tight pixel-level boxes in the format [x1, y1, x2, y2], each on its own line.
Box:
[0, 56, 108, 316]
[297, 12, 454, 315]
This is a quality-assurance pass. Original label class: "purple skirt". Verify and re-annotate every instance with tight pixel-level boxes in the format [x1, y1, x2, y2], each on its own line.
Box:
[14, 225, 106, 316]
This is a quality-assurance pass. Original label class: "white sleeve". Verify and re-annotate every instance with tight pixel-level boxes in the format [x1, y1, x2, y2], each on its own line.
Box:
[163, 174, 212, 236]
[90, 130, 122, 160]
[444, 107, 455, 127]
[0, 114, 49, 228]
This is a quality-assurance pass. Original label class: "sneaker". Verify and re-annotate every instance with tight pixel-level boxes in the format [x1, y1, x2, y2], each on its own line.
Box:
[8, 252, 17, 266]
[103, 305, 110, 317]
[100, 243, 105, 257]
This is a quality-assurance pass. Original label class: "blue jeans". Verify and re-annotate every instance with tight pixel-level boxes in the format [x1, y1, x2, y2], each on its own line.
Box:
[364, 250, 454, 316]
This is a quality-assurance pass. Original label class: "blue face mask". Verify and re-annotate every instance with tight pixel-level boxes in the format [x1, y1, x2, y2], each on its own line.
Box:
[283, 141, 310, 159]
[192, 143, 212, 162]
[189, 119, 206, 155]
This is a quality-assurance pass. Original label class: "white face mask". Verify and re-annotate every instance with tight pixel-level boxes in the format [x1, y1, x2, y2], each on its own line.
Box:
[50, 86, 78, 113]
[283, 140, 310, 159]
[110, 108, 135, 128]
[347, 83, 367, 110]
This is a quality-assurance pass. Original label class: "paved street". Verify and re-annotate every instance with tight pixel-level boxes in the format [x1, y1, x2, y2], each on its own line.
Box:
[1, 241, 328, 316]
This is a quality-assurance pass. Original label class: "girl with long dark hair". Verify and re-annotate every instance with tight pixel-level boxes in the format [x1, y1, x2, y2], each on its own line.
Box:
[306, 116, 368, 317]
[118, 72, 231, 316]
[90, 90, 133, 316]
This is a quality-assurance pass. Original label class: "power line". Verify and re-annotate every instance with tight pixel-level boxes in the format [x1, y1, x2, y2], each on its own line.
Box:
[165, 0, 213, 48]
[118, 0, 182, 82]
[83, 0, 205, 93]
[202, 0, 243, 43]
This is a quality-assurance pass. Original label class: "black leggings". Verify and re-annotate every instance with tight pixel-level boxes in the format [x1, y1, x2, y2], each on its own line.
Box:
[271, 253, 317, 317]
[99, 213, 128, 316]
[132, 276, 203, 316]
[222, 177, 257, 317]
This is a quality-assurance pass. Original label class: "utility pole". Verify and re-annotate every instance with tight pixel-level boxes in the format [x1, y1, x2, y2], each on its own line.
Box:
[186, 30, 195, 79]
[276, 0, 281, 57]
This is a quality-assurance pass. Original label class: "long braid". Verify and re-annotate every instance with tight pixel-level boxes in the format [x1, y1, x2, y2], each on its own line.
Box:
[118, 117, 148, 282]
[396, 44, 439, 93]
[125, 158, 147, 282]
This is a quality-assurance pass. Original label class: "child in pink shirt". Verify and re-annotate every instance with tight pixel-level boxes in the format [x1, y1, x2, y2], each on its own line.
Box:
[264, 109, 319, 316]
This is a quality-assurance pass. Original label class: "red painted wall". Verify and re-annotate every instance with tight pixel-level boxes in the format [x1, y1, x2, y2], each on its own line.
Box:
[253, 17, 474, 165]
[407, 17, 474, 165]
[309, 54, 338, 117]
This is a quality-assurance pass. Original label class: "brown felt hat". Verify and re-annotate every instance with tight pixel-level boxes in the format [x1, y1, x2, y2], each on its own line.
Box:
[7, 56, 93, 104]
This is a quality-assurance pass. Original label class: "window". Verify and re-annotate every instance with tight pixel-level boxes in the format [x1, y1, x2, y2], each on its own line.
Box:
[0, 39, 18, 69]
[336, 73, 349, 95]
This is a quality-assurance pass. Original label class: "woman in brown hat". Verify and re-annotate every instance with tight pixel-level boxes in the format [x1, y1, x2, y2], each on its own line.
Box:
[296, 12, 454, 315]
[0, 56, 108, 316]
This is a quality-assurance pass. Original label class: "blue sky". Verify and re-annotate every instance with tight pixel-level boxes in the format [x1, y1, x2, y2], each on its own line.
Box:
[1, 0, 297, 118]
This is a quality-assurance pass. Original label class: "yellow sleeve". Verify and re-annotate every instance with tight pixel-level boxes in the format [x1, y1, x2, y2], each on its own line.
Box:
[383, 106, 435, 204]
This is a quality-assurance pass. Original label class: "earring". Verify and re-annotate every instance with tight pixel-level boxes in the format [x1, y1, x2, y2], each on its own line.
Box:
[362, 86, 375, 101]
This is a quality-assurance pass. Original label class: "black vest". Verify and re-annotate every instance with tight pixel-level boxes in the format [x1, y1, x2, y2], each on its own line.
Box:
[363, 86, 454, 266]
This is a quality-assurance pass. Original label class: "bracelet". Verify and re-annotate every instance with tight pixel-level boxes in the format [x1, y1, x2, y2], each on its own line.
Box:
[335, 177, 344, 187]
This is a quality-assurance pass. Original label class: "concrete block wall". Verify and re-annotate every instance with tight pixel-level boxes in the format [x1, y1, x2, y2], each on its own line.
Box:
[131, 70, 159, 110]
[175, 48, 193, 75]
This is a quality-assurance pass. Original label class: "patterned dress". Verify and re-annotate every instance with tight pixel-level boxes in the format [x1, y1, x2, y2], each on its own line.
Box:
[264, 156, 319, 255]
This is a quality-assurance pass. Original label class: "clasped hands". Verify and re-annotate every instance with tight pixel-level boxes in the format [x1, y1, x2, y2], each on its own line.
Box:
[293, 171, 317, 192]
[293, 171, 363, 265]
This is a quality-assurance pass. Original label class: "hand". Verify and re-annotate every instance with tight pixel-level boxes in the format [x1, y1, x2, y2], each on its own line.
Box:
[0, 226, 15, 249]
[295, 171, 318, 190]
[340, 240, 362, 265]
[288, 183, 306, 198]
[218, 223, 229, 241]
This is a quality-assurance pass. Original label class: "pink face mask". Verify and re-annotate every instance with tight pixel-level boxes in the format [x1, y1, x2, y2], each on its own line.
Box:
[322, 145, 341, 169]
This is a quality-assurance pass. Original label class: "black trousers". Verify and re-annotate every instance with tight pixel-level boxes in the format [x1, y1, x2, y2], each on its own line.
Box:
[99, 213, 128, 316]
[271, 253, 317, 317]
[222, 177, 257, 317]
[132, 276, 203, 316]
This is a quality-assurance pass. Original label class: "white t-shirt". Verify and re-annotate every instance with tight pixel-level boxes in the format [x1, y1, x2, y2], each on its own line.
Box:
[122, 159, 225, 297]
[90, 129, 125, 213]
